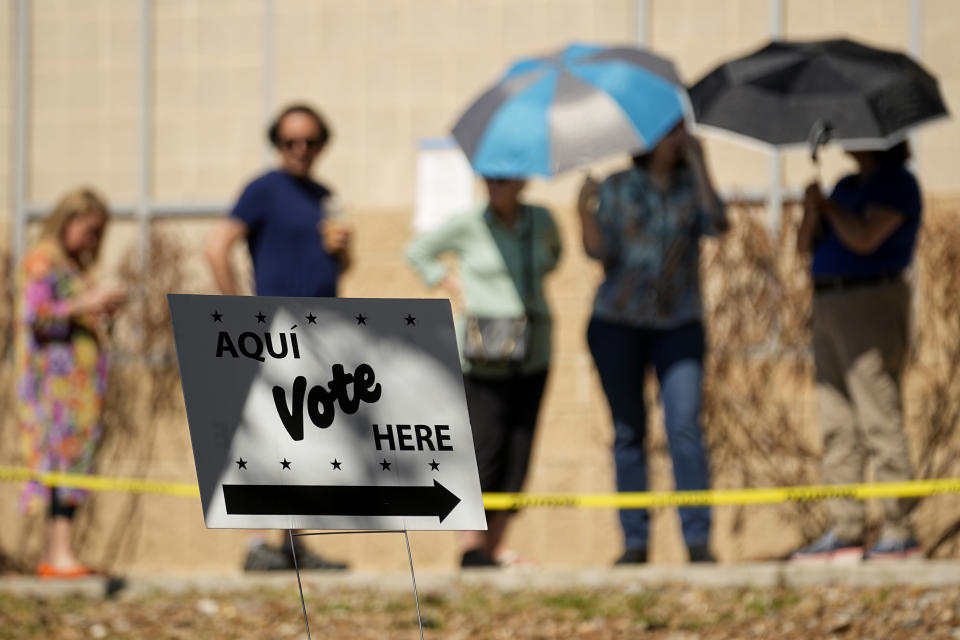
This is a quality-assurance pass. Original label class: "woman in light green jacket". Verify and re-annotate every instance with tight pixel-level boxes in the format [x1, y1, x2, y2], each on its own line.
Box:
[407, 178, 562, 567]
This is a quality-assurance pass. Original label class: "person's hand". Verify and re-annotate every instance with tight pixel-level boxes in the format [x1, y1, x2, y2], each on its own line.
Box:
[320, 219, 352, 256]
[94, 286, 127, 314]
[76, 285, 127, 316]
[577, 175, 600, 217]
[439, 272, 464, 310]
[804, 182, 825, 209]
[100, 286, 127, 315]
[681, 131, 705, 166]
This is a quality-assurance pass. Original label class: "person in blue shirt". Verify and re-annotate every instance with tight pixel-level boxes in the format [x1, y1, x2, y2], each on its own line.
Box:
[577, 123, 726, 565]
[205, 104, 350, 297]
[204, 103, 351, 571]
[793, 141, 922, 562]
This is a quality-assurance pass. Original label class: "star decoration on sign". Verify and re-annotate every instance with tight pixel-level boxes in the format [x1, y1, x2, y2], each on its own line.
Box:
[429, 459, 440, 471]
[379, 459, 392, 471]
[405, 314, 416, 326]
[331, 459, 342, 470]
[306, 313, 317, 324]
[355, 313, 367, 325]
[281, 458, 292, 470]
[256, 312, 267, 323]
[236, 458, 247, 470]
[211, 310, 223, 322]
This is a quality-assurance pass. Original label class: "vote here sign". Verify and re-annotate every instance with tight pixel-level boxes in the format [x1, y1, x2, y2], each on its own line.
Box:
[168, 294, 486, 532]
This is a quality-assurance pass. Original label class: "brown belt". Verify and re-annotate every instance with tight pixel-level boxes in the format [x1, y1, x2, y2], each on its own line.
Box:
[813, 272, 902, 293]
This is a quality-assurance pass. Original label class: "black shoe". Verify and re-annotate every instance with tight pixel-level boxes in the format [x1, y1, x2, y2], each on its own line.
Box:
[286, 546, 349, 571]
[243, 543, 294, 571]
[460, 549, 499, 568]
[614, 547, 648, 565]
[687, 544, 715, 563]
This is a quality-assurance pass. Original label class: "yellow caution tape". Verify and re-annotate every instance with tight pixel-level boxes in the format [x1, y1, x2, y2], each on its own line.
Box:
[0, 465, 200, 498]
[2, 465, 960, 509]
[484, 478, 960, 510]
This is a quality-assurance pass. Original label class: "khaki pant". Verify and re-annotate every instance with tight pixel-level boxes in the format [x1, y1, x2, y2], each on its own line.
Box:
[813, 279, 915, 541]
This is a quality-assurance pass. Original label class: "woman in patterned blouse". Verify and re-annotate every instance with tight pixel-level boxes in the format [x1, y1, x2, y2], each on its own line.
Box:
[15, 187, 126, 578]
[577, 122, 726, 565]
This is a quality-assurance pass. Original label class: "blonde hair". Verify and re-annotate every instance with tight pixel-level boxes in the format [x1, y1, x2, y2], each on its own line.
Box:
[40, 187, 110, 270]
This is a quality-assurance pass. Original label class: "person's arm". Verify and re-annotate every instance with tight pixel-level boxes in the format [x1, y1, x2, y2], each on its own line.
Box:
[539, 207, 563, 274]
[321, 219, 353, 275]
[578, 174, 627, 263]
[67, 287, 127, 317]
[576, 175, 607, 258]
[21, 248, 125, 338]
[797, 183, 824, 255]
[808, 187, 905, 255]
[204, 217, 248, 296]
[405, 213, 467, 305]
[683, 133, 728, 235]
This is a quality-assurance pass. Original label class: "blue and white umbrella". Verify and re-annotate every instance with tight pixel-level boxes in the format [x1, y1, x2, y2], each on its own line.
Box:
[452, 43, 689, 178]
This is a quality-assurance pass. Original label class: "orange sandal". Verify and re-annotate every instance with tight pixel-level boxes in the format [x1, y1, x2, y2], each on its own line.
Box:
[36, 562, 96, 579]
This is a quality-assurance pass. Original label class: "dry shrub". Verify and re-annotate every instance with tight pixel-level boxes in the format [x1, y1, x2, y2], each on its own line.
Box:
[75, 227, 191, 571]
[0, 243, 15, 450]
[911, 200, 960, 476]
[2, 203, 959, 569]
[0, 227, 193, 572]
[0, 243, 22, 573]
[0, 246, 13, 361]
[0, 225, 196, 573]
[700, 203, 823, 551]
[908, 199, 960, 556]
[700, 200, 960, 558]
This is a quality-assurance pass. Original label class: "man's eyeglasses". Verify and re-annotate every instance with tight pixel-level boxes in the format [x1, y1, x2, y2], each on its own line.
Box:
[279, 137, 323, 151]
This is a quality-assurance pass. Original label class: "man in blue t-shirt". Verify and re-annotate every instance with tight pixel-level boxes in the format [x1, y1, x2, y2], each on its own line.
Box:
[792, 141, 922, 563]
[204, 104, 351, 571]
[205, 103, 350, 297]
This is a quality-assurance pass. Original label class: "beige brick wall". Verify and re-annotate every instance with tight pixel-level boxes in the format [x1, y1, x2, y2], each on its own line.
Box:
[29, 0, 140, 204]
[272, 0, 638, 210]
[918, 0, 960, 193]
[3, 0, 958, 219]
[0, 0, 13, 235]
[781, 0, 960, 192]
[783, 0, 907, 188]
[649, 0, 772, 193]
[154, 0, 264, 201]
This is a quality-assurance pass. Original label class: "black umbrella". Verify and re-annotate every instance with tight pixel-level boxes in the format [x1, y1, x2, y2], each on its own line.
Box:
[689, 38, 948, 155]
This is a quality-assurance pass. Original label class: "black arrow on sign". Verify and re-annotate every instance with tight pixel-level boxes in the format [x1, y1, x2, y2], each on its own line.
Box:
[222, 480, 462, 523]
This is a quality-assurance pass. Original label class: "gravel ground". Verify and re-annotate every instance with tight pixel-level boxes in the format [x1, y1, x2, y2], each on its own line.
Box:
[3, 582, 960, 639]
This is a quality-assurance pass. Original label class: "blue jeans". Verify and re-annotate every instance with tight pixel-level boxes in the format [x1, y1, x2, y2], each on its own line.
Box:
[587, 317, 711, 550]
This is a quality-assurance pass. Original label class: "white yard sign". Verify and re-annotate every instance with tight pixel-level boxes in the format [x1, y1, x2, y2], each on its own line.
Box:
[168, 294, 486, 532]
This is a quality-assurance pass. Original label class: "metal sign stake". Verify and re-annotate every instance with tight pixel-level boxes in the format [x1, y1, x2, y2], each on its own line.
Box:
[289, 529, 313, 640]
[289, 529, 425, 640]
[404, 529, 425, 640]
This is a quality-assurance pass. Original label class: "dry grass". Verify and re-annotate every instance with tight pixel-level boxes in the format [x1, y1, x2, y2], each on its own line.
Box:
[2, 583, 960, 639]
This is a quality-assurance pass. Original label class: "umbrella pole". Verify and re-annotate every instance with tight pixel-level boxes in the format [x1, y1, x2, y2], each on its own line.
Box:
[767, 150, 783, 235]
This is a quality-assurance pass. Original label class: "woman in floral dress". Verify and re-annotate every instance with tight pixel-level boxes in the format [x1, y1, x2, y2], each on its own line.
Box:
[15, 187, 126, 577]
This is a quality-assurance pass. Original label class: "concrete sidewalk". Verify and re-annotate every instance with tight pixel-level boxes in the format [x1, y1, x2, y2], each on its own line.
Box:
[3, 560, 960, 599]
